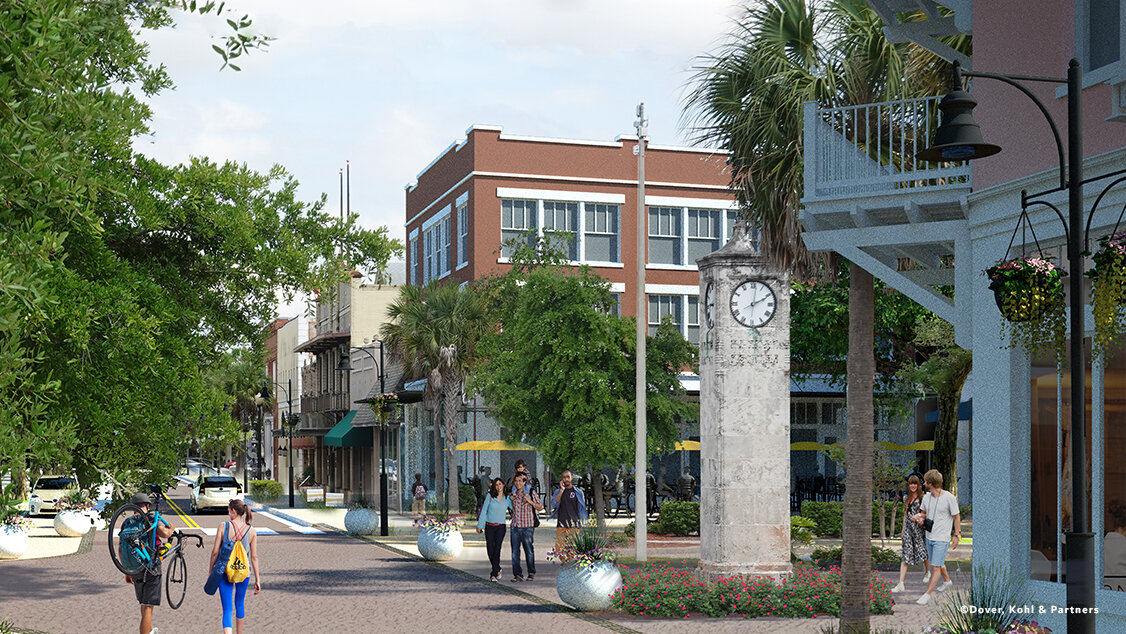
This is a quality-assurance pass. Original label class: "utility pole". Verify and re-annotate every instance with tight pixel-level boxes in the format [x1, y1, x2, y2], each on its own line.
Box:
[634, 102, 648, 561]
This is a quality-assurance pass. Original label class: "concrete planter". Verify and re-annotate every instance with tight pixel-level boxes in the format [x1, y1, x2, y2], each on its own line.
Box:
[343, 508, 380, 535]
[0, 525, 29, 560]
[556, 560, 623, 612]
[54, 510, 92, 537]
[417, 528, 463, 561]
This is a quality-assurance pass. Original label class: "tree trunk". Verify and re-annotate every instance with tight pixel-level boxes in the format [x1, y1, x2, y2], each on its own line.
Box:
[933, 352, 971, 499]
[442, 381, 461, 514]
[593, 468, 605, 531]
[842, 263, 874, 634]
[888, 500, 898, 546]
[429, 401, 444, 506]
[877, 499, 886, 546]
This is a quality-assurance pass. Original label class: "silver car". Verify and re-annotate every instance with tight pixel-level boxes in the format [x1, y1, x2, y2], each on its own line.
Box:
[190, 475, 243, 513]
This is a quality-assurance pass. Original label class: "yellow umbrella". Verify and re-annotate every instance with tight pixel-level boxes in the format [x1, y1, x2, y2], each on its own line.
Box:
[674, 440, 700, 451]
[454, 440, 536, 451]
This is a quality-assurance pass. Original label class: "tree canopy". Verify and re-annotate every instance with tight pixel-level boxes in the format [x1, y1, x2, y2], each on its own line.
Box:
[0, 1, 400, 493]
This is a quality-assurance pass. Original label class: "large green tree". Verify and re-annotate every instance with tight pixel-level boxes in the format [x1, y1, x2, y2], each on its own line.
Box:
[473, 261, 697, 527]
[684, 1, 967, 629]
[381, 280, 488, 514]
[0, 1, 399, 493]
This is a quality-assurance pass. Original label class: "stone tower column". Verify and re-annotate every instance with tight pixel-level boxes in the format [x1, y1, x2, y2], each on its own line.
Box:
[696, 224, 792, 579]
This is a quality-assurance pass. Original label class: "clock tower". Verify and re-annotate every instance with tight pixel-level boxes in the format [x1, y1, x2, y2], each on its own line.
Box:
[696, 221, 792, 580]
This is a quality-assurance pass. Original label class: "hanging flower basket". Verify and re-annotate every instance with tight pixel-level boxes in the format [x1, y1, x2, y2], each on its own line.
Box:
[363, 393, 399, 414]
[1087, 231, 1126, 358]
[985, 255, 1066, 366]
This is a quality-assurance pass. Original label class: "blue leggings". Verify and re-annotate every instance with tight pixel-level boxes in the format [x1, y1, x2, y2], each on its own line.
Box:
[218, 577, 249, 628]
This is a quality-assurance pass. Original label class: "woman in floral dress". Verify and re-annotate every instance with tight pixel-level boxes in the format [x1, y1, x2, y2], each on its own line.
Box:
[892, 473, 929, 593]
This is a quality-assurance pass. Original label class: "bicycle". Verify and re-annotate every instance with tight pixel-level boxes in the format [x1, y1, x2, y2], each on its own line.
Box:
[108, 486, 204, 609]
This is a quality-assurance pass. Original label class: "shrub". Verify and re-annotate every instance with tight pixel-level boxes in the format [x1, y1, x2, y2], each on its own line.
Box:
[801, 501, 842, 537]
[931, 563, 1036, 634]
[459, 484, 476, 514]
[623, 521, 635, 538]
[249, 480, 283, 501]
[959, 503, 972, 519]
[810, 545, 901, 564]
[648, 501, 700, 536]
[612, 562, 893, 618]
[799, 500, 899, 538]
[791, 515, 817, 546]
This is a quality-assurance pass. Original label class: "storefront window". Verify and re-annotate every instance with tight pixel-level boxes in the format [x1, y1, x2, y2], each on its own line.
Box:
[1102, 345, 1126, 591]
[1030, 341, 1092, 582]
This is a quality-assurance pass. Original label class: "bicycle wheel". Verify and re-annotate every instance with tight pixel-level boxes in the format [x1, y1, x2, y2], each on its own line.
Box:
[108, 503, 157, 576]
[165, 550, 187, 609]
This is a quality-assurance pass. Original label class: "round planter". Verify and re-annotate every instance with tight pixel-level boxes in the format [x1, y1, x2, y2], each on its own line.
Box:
[0, 525, 30, 560]
[556, 560, 623, 612]
[989, 277, 1063, 322]
[54, 510, 92, 537]
[344, 507, 380, 535]
[417, 528, 463, 561]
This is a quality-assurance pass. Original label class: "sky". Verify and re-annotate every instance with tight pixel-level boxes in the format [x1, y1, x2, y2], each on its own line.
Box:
[136, 1, 746, 316]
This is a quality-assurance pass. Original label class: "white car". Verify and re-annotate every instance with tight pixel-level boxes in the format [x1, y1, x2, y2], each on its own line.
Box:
[190, 475, 243, 513]
[28, 475, 79, 515]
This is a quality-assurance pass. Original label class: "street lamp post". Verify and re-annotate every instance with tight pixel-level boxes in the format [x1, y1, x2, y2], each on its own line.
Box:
[337, 343, 390, 537]
[261, 379, 297, 508]
[918, 59, 1126, 634]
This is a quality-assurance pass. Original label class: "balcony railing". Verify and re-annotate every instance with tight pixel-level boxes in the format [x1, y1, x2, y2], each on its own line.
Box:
[301, 393, 349, 414]
[802, 96, 970, 204]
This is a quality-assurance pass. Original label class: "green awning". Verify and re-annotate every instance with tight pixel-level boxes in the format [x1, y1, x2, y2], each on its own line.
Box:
[323, 411, 372, 447]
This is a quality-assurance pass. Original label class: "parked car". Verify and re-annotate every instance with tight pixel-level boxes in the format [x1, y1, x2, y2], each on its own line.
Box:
[190, 475, 243, 513]
[180, 459, 234, 481]
[28, 475, 79, 515]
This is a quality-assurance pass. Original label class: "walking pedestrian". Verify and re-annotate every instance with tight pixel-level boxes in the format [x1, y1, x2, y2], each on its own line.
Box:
[476, 477, 511, 582]
[509, 472, 542, 582]
[411, 473, 428, 520]
[123, 492, 174, 634]
[209, 499, 261, 633]
[550, 470, 587, 553]
[914, 469, 961, 605]
[891, 473, 929, 593]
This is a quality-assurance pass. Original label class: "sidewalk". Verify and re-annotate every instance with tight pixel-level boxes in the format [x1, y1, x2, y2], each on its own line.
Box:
[1, 517, 96, 561]
[253, 500, 964, 633]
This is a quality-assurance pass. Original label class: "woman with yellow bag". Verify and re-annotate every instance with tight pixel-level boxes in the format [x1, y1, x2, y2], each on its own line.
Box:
[208, 499, 260, 633]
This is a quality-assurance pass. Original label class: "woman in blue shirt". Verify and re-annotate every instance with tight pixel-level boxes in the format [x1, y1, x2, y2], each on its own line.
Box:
[476, 478, 512, 581]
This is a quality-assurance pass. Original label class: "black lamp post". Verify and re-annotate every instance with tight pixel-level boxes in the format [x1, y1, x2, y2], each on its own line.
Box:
[261, 380, 297, 508]
[919, 59, 1126, 634]
[337, 343, 390, 536]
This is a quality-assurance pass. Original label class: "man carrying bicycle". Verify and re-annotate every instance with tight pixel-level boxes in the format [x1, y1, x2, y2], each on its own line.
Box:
[124, 492, 175, 634]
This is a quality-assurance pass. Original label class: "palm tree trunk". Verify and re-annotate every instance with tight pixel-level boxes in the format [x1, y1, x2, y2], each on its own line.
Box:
[933, 355, 970, 499]
[842, 263, 874, 633]
[442, 381, 460, 514]
[429, 402, 443, 505]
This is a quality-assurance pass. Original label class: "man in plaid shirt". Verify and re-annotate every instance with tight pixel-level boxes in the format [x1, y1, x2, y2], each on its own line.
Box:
[509, 473, 542, 582]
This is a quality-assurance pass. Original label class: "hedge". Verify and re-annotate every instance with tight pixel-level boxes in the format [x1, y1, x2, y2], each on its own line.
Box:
[249, 480, 283, 501]
[648, 501, 700, 536]
[810, 544, 901, 564]
[799, 500, 899, 538]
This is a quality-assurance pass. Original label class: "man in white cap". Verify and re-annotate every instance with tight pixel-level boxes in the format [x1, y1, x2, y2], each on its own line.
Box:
[124, 491, 175, 634]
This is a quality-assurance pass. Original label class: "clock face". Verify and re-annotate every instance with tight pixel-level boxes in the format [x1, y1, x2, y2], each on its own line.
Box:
[704, 283, 716, 329]
[730, 280, 776, 328]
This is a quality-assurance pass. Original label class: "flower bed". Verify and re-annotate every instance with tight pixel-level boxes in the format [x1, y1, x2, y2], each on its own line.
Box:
[612, 563, 893, 619]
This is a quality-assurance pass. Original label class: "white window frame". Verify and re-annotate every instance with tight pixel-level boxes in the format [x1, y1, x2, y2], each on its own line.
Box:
[500, 198, 538, 257]
[457, 202, 469, 268]
[542, 200, 580, 260]
[583, 202, 620, 264]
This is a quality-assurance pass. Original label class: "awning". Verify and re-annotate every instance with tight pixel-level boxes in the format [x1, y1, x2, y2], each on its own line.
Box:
[323, 411, 372, 447]
[454, 440, 535, 451]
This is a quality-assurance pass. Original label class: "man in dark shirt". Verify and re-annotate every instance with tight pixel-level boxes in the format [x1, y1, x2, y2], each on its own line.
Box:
[551, 470, 587, 553]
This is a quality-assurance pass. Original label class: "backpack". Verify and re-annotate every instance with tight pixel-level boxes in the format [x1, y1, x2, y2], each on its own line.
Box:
[414, 483, 427, 499]
[119, 514, 146, 571]
[225, 522, 250, 583]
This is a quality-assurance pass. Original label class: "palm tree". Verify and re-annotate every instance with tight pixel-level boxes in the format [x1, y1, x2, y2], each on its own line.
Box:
[381, 280, 487, 514]
[684, 1, 966, 630]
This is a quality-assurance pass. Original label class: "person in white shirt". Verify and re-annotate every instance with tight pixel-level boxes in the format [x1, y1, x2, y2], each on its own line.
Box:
[912, 469, 961, 605]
